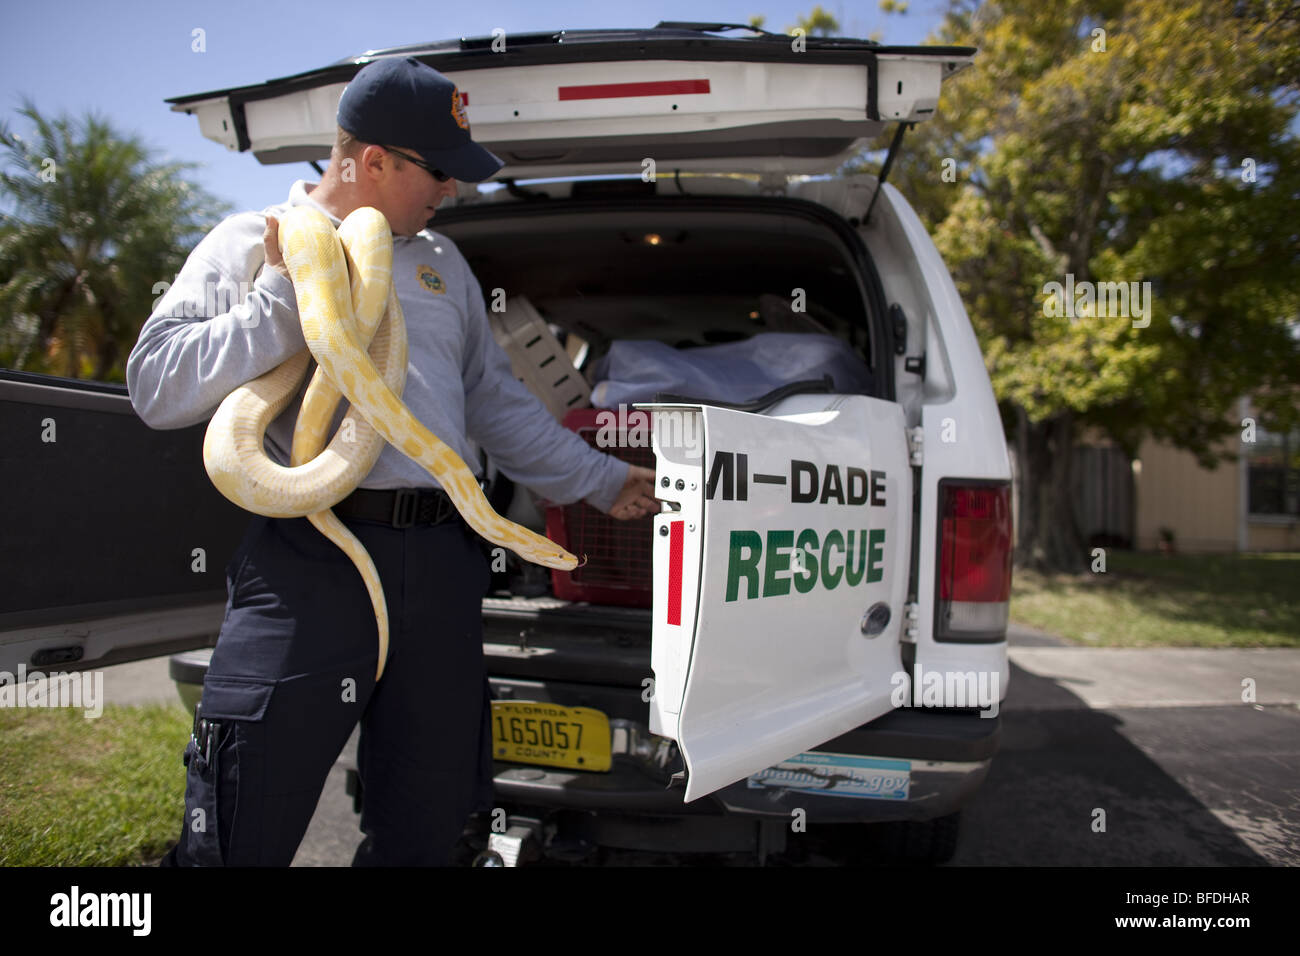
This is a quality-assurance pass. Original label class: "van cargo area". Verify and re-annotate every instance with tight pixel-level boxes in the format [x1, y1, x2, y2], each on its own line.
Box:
[434, 187, 887, 616]
[445, 189, 885, 375]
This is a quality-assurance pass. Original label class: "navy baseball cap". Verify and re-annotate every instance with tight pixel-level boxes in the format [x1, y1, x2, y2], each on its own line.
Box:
[337, 56, 504, 182]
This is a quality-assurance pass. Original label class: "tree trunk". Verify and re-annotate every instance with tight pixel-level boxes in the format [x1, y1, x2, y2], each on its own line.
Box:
[1013, 406, 1087, 573]
[92, 335, 118, 383]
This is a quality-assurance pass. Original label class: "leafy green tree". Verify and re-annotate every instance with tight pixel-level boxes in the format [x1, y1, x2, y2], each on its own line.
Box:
[753, 3, 904, 43]
[855, 0, 1300, 570]
[787, 6, 840, 37]
[0, 100, 229, 381]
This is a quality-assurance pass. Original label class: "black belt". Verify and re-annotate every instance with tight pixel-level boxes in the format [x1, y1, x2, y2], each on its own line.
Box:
[333, 487, 467, 528]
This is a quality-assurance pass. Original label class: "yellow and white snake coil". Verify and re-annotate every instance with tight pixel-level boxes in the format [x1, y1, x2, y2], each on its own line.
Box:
[202, 206, 579, 681]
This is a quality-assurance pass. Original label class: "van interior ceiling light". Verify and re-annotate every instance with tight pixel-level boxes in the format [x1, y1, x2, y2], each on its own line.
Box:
[619, 231, 685, 246]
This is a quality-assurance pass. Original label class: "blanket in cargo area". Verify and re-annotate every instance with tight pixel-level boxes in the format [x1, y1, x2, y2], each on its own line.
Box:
[589, 333, 873, 408]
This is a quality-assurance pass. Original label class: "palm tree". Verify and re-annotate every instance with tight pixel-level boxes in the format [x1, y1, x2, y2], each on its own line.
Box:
[0, 99, 230, 381]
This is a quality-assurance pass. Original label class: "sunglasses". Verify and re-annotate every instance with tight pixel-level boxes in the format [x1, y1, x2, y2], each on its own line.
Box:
[380, 145, 451, 182]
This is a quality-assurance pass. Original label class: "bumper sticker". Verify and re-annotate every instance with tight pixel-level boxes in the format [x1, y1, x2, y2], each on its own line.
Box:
[747, 751, 910, 800]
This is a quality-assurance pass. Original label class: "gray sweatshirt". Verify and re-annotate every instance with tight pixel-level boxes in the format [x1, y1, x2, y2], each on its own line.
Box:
[126, 180, 628, 513]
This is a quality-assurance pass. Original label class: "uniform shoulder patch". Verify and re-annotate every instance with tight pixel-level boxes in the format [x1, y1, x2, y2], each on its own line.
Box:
[416, 264, 446, 294]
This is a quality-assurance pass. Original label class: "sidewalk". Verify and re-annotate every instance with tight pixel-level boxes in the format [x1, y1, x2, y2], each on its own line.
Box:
[1006, 636, 1300, 710]
[96, 654, 179, 708]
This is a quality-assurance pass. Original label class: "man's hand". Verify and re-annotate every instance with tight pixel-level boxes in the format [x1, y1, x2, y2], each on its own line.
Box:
[263, 215, 290, 280]
[609, 464, 659, 521]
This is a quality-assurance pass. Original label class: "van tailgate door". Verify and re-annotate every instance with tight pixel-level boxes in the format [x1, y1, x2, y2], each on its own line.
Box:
[166, 35, 973, 179]
[644, 395, 912, 801]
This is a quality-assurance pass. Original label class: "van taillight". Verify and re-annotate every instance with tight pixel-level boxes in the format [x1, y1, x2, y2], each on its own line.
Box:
[936, 482, 1012, 640]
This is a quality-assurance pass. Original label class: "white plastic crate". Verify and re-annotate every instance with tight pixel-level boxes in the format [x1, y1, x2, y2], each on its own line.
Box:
[487, 296, 591, 421]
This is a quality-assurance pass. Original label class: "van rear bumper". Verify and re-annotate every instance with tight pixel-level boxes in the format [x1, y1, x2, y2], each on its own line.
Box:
[175, 649, 998, 824]
[490, 683, 999, 823]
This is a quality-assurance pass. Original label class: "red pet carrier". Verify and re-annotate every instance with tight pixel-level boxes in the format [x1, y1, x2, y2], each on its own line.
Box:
[545, 408, 655, 607]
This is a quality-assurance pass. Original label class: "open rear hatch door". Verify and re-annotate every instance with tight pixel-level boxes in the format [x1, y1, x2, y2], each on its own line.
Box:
[645, 395, 913, 801]
[166, 23, 973, 179]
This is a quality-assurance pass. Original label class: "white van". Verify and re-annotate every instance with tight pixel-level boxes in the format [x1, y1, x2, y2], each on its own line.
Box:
[0, 23, 1013, 865]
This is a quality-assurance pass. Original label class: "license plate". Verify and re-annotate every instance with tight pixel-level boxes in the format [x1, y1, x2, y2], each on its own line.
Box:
[490, 701, 611, 772]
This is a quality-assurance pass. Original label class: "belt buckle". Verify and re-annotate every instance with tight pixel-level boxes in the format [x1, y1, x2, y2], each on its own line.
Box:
[391, 489, 418, 528]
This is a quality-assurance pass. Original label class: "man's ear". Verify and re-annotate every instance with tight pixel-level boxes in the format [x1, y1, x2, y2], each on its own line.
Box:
[358, 144, 389, 182]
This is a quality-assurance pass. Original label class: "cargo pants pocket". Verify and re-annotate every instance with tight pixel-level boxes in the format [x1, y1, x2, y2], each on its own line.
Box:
[182, 676, 275, 867]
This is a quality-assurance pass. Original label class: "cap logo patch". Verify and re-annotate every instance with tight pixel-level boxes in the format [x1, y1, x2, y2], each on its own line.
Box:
[451, 86, 469, 131]
[417, 264, 445, 294]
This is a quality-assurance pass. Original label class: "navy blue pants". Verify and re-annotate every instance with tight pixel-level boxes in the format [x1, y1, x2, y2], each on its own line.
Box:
[162, 510, 495, 866]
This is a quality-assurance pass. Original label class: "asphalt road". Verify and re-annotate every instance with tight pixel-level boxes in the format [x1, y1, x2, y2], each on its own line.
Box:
[102, 624, 1300, 866]
[949, 636, 1299, 866]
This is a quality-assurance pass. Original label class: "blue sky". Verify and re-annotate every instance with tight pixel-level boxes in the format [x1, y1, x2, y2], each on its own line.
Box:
[0, 0, 947, 212]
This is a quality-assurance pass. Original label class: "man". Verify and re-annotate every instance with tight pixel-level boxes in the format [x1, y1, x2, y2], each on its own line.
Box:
[127, 56, 658, 866]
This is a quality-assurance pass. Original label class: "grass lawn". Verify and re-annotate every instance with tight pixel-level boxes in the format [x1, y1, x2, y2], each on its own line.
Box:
[1011, 550, 1300, 647]
[0, 702, 189, 866]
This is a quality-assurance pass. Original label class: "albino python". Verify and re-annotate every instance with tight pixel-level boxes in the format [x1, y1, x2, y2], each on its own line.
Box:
[203, 206, 579, 681]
